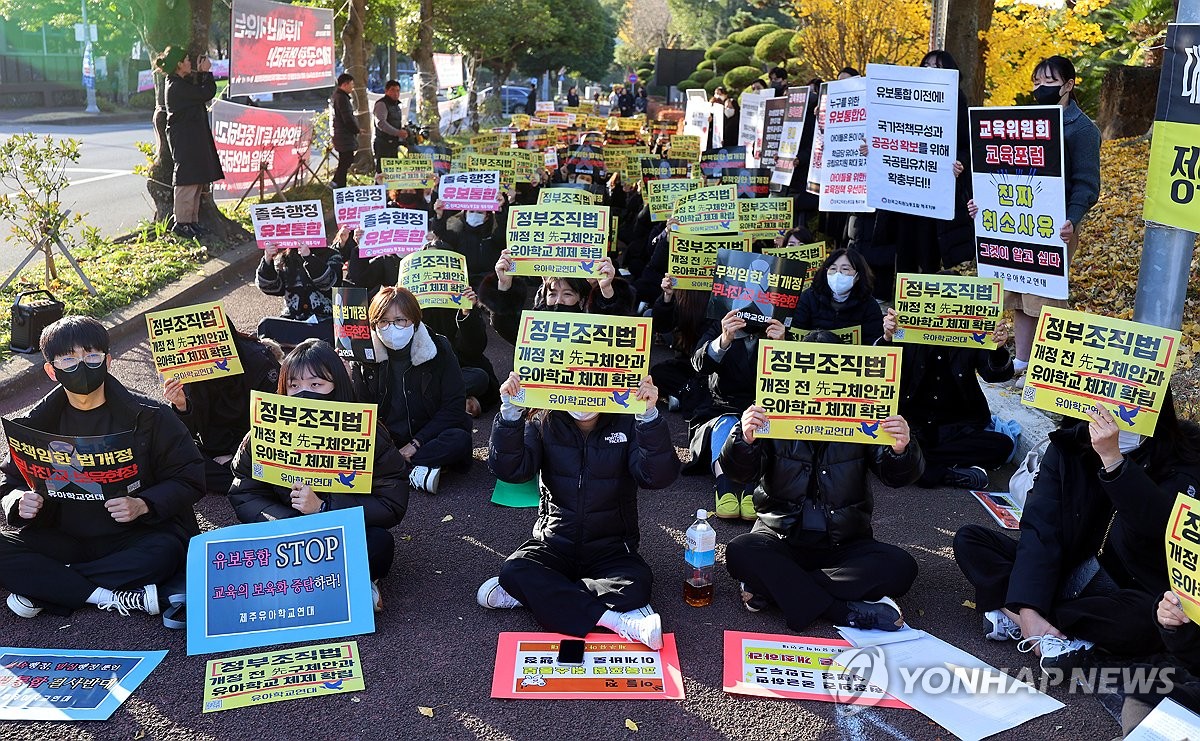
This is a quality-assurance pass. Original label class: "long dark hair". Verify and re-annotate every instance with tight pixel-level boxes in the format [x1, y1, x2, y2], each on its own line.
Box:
[811, 247, 874, 303]
[1032, 55, 1078, 103]
[277, 339, 356, 403]
[920, 50, 959, 70]
[1146, 387, 1200, 480]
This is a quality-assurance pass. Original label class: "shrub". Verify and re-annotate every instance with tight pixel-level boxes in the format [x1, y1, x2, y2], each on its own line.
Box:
[731, 23, 780, 48]
[754, 29, 796, 64]
[723, 65, 763, 92]
[715, 50, 753, 73]
[704, 39, 732, 60]
[692, 69, 714, 84]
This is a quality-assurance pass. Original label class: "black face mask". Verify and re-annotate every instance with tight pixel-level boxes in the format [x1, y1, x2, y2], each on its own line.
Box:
[1031, 84, 1064, 105]
[54, 359, 108, 396]
[290, 389, 333, 401]
[548, 302, 583, 313]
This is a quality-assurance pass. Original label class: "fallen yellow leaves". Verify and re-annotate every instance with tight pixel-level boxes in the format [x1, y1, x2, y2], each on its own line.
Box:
[625, 718, 639, 732]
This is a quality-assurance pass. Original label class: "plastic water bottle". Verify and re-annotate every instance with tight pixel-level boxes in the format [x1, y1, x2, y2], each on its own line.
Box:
[684, 509, 716, 607]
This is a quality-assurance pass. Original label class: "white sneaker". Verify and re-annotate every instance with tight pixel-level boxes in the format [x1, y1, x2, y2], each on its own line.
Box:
[984, 610, 1022, 641]
[633, 604, 656, 618]
[612, 608, 663, 650]
[7, 593, 41, 618]
[371, 580, 383, 613]
[477, 577, 522, 609]
[409, 465, 441, 494]
[98, 585, 160, 616]
[1017, 634, 1095, 675]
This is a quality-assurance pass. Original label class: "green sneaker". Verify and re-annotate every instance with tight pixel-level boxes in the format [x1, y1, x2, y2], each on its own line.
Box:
[715, 491, 740, 519]
[740, 493, 757, 521]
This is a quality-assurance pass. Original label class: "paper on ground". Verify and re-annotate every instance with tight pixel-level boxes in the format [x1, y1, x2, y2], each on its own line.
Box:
[837, 624, 927, 648]
[1124, 698, 1200, 741]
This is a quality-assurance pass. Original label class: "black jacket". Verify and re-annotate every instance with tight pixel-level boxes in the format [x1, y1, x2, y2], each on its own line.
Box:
[431, 207, 509, 287]
[421, 307, 501, 410]
[165, 71, 224, 187]
[256, 248, 343, 320]
[489, 411, 680, 556]
[476, 275, 638, 346]
[331, 87, 360, 152]
[792, 288, 885, 345]
[175, 334, 281, 458]
[228, 424, 408, 527]
[691, 323, 758, 417]
[720, 422, 924, 547]
[1007, 422, 1200, 615]
[351, 324, 471, 447]
[1, 377, 205, 542]
[894, 343, 1012, 431]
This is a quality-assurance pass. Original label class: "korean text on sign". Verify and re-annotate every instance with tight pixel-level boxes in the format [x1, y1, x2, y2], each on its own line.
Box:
[358, 208, 427, 259]
[2, 419, 140, 502]
[645, 178, 700, 222]
[201, 641, 365, 712]
[1167, 492, 1200, 623]
[398, 249, 473, 310]
[1144, 24, 1200, 233]
[892, 274, 1003, 350]
[1024, 307, 1179, 436]
[506, 205, 609, 278]
[668, 233, 750, 291]
[380, 156, 436, 190]
[764, 240, 825, 282]
[819, 77, 871, 213]
[672, 183, 739, 235]
[251, 199, 326, 250]
[438, 171, 501, 212]
[738, 196, 793, 238]
[0, 648, 166, 721]
[146, 301, 244, 383]
[249, 390, 377, 493]
[490, 632, 685, 700]
[512, 311, 651, 415]
[754, 340, 902, 445]
[332, 185, 386, 229]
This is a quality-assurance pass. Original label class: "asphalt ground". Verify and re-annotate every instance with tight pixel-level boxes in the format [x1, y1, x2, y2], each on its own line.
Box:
[0, 260, 1121, 741]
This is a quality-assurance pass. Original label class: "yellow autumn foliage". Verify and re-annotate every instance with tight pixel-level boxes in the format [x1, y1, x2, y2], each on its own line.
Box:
[787, 0, 930, 79]
[982, 0, 1110, 106]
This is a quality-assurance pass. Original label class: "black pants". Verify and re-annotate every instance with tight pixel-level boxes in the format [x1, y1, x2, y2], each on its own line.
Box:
[0, 527, 186, 614]
[953, 524, 1163, 656]
[333, 148, 356, 189]
[894, 213, 941, 274]
[913, 423, 1014, 487]
[499, 540, 653, 637]
[410, 427, 472, 469]
[462, 366, 491, 401]
[373, 137, 401, 173]
[725, 526, 918, 631]
[203, 456, 235, 495]
[365, 526, 395, 581]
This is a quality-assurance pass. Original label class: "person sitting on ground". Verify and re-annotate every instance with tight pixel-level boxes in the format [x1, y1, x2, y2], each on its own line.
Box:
[161, 320, 283, 494]
[255, 229, 346, 349]
[0, 316, 205, 619]
[953, 390, 1200, 673]
[720, 333, 924, 632]
[651, 273, 712, 419]
[351, 287, 472, 494]
[478, 372, 681, 649]
[881, 307, 1015, 489]
[228, 339, 409, 612]
[792, 248, 885, 345]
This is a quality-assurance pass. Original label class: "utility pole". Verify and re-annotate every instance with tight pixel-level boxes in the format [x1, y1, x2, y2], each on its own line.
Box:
[80, 0, 99, 113]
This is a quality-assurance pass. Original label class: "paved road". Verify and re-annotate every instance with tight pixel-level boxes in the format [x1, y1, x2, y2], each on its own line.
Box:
[0, 267, 1122, 740]
[0, 122, 153, 281]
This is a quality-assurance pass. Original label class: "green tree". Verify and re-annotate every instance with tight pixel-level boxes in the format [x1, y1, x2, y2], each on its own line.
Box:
[520, 0, 617, 82]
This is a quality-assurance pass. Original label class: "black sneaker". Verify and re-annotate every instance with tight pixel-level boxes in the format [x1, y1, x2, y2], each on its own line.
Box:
[189, 222, 209, 235]
[845, 596, 905, 631]
[945, 465, 989, 490]
[98, 585, 160, 616]
[171, 222, 195, 237]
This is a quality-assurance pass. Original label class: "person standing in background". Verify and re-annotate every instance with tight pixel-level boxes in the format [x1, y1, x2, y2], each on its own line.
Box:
[156, 45, 224, 238]
[330, 73, 360, 189]
[372, 80, 409, 173]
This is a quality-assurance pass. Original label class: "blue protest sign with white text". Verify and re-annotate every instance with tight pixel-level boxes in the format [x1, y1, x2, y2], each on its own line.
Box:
[0, 648, 166, 721]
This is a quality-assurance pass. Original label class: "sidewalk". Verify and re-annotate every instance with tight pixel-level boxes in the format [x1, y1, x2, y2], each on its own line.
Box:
[0, 106, 149, 127]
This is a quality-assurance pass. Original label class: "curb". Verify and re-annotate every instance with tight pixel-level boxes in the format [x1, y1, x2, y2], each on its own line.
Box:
[0, 238, 261, 406]
[0, 112, 151, 127]
[982, 380, 1057, 467]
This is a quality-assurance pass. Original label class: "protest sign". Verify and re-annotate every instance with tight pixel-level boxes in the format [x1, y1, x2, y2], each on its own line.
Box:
[201, 640, 365, 712]
[668, 233, 751, 291]
[211, 100, 313, 200]
[806, 83, 828, 195]
[398, 250, 473, 310]
[229, 0, 335, 96]
[892, 274, 1003, 350]
[754, 340, 902, 445]
[683, 95, 711, 145]
[765, 240, 825, 281]
[562, 145, 607, 180]
[506, 205, 609, 278]
[438, 171, 501, 212]
[1024, 308, 1180, 436]
[512, 311, 651, 414]
[699, 147, 747, 180]
[538, 188, 598, 206]
[0, 419, 140, 505]
[0, 648, 166, 721]
[788, 325, 862, 345]
[722, 167, 772, 199]
[669, 134, 702, 162]
[738, 196, 794, 238]
[332, 288, 380, 364]
[251, 200, 326, 250]
[866, 64, 958, 219]
[249, 390, 377, 493]
[491, 633, 685, 700]
[408, 144, 452, 175]
[1145, 24, 1200, 232]
[358, 208, 427, 259]
[721, 632, 909, 708]
[544, 148, 559, 171]
[470, 132, 506, 154]
[536, 101, 555, 113]
[645, 178, 701, 222]
[332, 185, 386, 229]
[972, 491, 1023, 530]
[466, 153, 517, 191]
[970, 105, 1068, 299]
[186, 508, 375, 655]
[706, 249, 806, 330]
[146, 301, 243, 383]
[771, 86, 812, 188]
[672, 183, 739, 234]
[740, 91, 774, 167]
[819, 77, 871, 212]
[509, 147, 543, 184]
[433, 52, 463, 88]
[437, 96, 468, 134]
[513, 128, 549, 150]
[639, 156, 690, 184]
[1167, 492, 1200, 623]
[760, 95, 788, 170]
[380, 155, 436, 190]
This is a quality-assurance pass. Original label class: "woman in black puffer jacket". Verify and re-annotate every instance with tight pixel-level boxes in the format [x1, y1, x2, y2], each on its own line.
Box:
[792, 248, 884, 345]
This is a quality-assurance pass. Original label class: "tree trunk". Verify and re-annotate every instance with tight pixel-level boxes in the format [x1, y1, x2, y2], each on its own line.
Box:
[466, 54, 481, 134]
[944, 0, 995, 106]
[342, 0, 372, 169]
[148, 74, 174, 222]
[413, 0, 443, 140]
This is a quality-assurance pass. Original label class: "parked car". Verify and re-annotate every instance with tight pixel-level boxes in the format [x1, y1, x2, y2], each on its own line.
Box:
[478, 85, 533, 114]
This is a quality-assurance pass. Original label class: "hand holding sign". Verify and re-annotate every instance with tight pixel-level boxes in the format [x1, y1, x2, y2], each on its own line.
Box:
[18, 490, 42, 519]
[740, 404, 769, 444]
[105, 496, 149, 523]
[500, 371, 521, 400]
[719, 309, 747, 349]
[634, 376, 658, 409]
[1158, 591, 1191, 629]
[290, 483, 322, 514]
[879, 415, 910, 455]
[1084, 405, 1123, 469]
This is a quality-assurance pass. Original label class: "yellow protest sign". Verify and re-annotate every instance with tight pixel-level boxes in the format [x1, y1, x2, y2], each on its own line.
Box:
[398, 249, 473, 310]
[506, 205, 610, 278]
[672, 183, 739, 235]
[249, 391, 377, 494]
[470, 132, 506, 153]
[1167, 492, 1200, 623]
[508, 147, 542, 184]
[892, 274, 1003, 350]
[578, 100, 597, 114]
[670, 134, 702, 162]
[466, 152, 517, 191]
[765, 240, 825, 281]
[645, 178, 701, 222]
[739, 197, 794, 238]
[513, 311, 651, 414]
[146, 301, 244, 384]
[380, 155, 436, 189]
[538, 188, 598, 206]
[587, 115, 609, 131]
[511, 113, 531, 129]
[617, 117, 643, 132]
[668, 233, 750, 291]
[201, 641, 366, 712]
[788, 325, 862, 345]
[1024, 308, 1180, 435]
[755, 340, 902, 445]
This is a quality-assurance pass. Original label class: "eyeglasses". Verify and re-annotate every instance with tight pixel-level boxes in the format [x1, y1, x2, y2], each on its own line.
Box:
[375, 318, 413, 330]
[52, 352, 106, 371]
[826, 265, 857, 276]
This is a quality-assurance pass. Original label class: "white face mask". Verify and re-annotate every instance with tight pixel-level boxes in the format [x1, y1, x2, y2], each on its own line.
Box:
[569, 410, 599, 422]
[1118, 430, 1144, 454]
[827, 272, 857, 299]
[465, 211, 486, 228]
[379, 324, 415, 350]
[724, 106, 736, 118]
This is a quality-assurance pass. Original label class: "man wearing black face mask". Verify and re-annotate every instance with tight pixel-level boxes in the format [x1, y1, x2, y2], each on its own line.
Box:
[0, 316, 205, 620]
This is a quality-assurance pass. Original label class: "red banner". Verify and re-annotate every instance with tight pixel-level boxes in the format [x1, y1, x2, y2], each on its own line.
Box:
[210, 99, 314, 200]
[229, 0, 336, 96]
